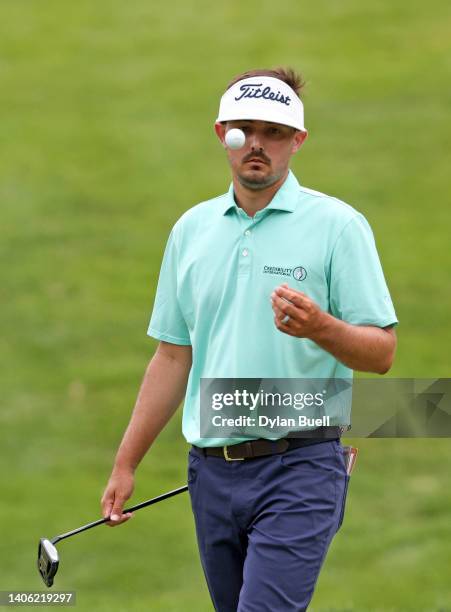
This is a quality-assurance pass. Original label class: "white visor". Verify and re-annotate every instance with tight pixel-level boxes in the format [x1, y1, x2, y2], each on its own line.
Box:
[216, 76, 306, 132]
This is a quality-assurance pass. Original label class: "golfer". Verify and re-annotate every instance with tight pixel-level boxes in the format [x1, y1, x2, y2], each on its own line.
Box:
[101, 67, 398, 611]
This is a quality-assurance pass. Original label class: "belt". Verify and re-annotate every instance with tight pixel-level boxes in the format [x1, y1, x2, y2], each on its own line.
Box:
[193, 426, 341, 461]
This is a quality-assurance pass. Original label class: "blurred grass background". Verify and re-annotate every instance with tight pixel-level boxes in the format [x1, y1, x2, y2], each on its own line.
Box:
[1, 0, 451, 610]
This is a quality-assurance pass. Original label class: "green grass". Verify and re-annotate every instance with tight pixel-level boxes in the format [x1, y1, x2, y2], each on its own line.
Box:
[1, 1, 451, 610]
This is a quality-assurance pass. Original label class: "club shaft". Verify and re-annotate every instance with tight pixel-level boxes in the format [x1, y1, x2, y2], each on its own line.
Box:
[52, 485, 189, 544]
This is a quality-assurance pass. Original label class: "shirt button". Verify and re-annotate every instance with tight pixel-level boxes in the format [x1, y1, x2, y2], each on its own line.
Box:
[242, 249, 249, 257]
[244, 230, 251, 236]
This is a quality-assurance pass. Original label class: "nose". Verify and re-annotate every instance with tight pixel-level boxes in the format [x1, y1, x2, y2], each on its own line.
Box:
[247, 131, 264, 150]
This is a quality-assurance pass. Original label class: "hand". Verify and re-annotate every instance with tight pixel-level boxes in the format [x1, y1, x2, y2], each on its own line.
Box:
[101, 468, 135, 527]
[270, 283, 328, 339]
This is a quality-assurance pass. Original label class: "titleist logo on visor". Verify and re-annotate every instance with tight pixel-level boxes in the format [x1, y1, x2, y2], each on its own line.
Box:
[234, 82, 291, 106]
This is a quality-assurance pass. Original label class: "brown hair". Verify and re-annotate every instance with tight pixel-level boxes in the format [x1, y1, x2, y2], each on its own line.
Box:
[225, 67, 306, 98]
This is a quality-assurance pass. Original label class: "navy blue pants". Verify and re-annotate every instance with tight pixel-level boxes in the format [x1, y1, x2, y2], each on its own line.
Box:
[187, 439, 349, 612]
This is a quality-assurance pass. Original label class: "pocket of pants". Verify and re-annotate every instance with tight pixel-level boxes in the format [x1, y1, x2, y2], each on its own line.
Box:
[336, 474, 350, 532]
[279, 441, 337, 474]
[187, 451, 201, 485]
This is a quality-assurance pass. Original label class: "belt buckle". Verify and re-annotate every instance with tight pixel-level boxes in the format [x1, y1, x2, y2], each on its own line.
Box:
[223, 445, 245, 461]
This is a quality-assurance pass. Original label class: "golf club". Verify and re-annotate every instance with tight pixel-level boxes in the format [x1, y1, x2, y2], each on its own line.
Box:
[37, 484, 188, 587]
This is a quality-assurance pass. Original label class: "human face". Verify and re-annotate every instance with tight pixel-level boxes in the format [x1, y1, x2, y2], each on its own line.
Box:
[215, 120, 307, 190]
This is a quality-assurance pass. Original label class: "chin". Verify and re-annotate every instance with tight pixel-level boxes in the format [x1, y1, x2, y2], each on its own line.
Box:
[240, 165, 268, 180]
[237, 171, 279, 191]
[242, 168, 266, 180]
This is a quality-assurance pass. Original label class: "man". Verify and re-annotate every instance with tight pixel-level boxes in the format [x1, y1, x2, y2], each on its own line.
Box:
[101, 67, 398, 611]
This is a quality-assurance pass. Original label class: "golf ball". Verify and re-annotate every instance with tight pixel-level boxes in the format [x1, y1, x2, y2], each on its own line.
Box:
[225, 128, 245, 150]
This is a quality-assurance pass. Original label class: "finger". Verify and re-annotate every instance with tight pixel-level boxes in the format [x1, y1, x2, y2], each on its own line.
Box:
[272, 303, 290, 325]
[105, 514, 133, 527]
[274, 285, 308, 309]
[271, 293, 300, 320]
[102, 500, 113, 520]
[271, 303, 285, 320]
[105, 497, 127, 525]
[105, 511, 133, 527]
[275, 285, 306, 305]
[101, 491, 114, 518]
[273, 313, 298, 336]
[272, 296, 311, 329]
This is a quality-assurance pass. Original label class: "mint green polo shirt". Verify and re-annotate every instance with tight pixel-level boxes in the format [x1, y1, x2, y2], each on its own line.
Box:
[148, 171, 398, 446]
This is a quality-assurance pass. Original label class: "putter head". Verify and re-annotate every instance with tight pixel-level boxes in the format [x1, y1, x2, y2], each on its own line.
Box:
[37, 538, 59, 587]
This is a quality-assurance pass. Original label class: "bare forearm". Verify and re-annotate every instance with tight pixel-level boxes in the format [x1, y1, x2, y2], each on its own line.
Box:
[112, 344, 191, 473]
[310, 314, 396, 374]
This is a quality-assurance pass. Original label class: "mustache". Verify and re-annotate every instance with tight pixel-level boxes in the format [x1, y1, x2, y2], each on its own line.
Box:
[242, 151, 270, 164]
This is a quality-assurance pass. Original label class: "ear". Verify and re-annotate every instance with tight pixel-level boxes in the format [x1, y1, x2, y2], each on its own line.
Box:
[215, 122, 227, 147]
[291, 130, 308, 154]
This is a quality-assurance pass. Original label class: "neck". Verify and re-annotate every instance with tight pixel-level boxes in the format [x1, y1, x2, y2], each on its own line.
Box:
[232, 170, 289, 217]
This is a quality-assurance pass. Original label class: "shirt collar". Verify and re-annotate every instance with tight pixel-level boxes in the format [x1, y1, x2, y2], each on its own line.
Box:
[220, 170, 300, 216]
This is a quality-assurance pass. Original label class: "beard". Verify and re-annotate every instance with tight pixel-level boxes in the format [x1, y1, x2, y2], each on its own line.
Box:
[236, 166, 284, 191]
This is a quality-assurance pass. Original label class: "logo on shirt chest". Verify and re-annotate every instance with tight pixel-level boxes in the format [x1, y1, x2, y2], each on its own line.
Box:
[262, 265, 307, 281]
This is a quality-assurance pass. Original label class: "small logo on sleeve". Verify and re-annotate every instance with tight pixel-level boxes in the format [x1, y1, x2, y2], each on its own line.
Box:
[262, 265, 307, 281]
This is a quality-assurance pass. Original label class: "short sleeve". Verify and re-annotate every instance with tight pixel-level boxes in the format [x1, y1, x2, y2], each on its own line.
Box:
[147, 229, 191, 345]
[329, 214, 398, 328]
